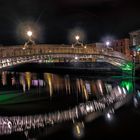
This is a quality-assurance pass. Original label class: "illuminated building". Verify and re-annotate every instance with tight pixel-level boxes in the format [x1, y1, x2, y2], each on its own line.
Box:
[129, 30, 140, 46]
[129, 30, 140, 62]
[112, 38, 131, 58]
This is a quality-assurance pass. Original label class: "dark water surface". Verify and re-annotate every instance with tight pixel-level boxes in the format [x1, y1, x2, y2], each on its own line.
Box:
[0, 69, 139, 139]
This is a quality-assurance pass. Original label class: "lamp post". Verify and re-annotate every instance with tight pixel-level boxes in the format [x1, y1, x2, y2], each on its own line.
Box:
[27, 30, 33, 39]
[71, 34, 87, 61]
[75, 35, 80, 42]
[23, 30, 35, 50]
[106, 41, 110, 48]
[72, 35, 85, 48]
[105, 40, 113, 51]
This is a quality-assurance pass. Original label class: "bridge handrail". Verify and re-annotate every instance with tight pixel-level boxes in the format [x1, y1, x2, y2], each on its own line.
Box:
[0, 45, 130, 61]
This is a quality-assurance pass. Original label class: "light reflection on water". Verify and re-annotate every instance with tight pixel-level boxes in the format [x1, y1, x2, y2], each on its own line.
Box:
[0, 71, 134, 138]
[0, 71, 133, 100]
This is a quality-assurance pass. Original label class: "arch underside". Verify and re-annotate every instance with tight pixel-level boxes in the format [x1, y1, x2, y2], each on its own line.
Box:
[0, 54, 132, 73]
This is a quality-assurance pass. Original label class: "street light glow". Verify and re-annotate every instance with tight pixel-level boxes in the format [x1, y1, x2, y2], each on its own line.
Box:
[27, 31, 33, 37]
[105, 111, 114, 121]
[106, 41, 110, 46]
[75, 35, 80, 41]
[107, 113, 111, 119]
[75, 56, 78, 60]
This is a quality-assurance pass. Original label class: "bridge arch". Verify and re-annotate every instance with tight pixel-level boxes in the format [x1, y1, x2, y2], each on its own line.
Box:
[0, 44, 132, 72]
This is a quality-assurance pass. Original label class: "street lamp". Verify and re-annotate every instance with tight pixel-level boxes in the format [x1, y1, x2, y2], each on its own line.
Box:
[23, 30, 35, 49]
[106, 41, 110, 48]
[105, 40, 113, 51]
[72, 35, 85, 48]
[72, 34, 86, 61]
[27, 30, 33, 37]
[75, 35, 80, 42]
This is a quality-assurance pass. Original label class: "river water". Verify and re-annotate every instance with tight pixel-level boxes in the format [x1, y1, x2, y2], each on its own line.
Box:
[0, 70, 138, 139]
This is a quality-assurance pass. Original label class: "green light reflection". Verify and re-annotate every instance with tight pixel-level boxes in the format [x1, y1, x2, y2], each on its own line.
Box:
[120, 80, 133, 94]
[121, 62, 133, 71]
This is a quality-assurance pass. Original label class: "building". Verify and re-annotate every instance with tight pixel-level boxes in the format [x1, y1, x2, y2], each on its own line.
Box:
[112, 38, 131, 58]
[86, 40, 131, 59]
[129, 30, 140, 62]
[129, 30, 140, 46]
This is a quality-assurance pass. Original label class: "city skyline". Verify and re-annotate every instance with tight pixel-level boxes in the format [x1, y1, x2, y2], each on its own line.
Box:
[0, 0, 140, 45]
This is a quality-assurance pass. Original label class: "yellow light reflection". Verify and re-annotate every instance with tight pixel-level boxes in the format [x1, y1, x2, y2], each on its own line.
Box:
[44, 73, 53, 97]
[25, 72, 31, 90]
[73, 122, 85, 139]
[79, 79, 88, 100]
[83, 84, 88, 101]
[76, 125, 81, 135]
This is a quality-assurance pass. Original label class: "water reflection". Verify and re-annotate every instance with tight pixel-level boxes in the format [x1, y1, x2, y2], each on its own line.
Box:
[73, 121, 85, 139]
[0, 94, 126, 136]
[0, 71, 134, 137]
[0, 72, 133, 99]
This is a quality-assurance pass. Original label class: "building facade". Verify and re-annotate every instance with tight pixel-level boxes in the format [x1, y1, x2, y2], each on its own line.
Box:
[112, 38, 131, 58]
[129, 30, 140, 62]
[129, 30, 140, 46]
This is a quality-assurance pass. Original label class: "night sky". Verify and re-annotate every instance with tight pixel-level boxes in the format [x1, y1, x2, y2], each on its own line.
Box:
[0, 0, 140, 45]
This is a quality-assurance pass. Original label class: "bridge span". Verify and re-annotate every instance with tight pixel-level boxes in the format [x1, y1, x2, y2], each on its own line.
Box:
[0, 44, 132, 72]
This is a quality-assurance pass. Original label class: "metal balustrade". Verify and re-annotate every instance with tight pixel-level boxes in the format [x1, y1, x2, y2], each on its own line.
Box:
[0, 44, 132, 69]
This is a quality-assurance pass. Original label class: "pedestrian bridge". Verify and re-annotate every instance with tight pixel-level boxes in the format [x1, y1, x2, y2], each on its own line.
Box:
[0, 44, 132, 72]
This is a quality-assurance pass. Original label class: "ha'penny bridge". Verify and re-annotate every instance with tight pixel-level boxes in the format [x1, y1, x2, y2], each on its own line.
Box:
[0, 44, 132, 73]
